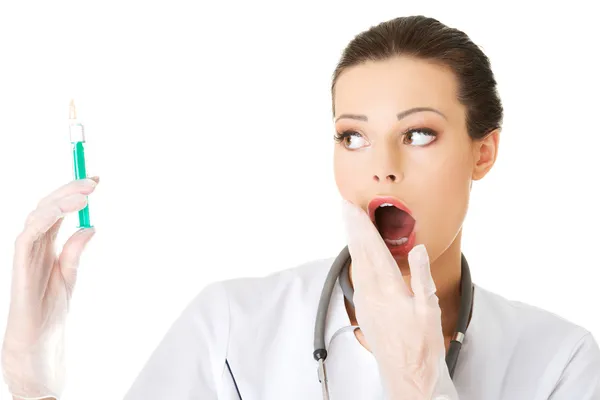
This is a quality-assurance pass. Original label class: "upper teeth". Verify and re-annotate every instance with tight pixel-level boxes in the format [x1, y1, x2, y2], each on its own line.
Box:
[379, 203, 394, 208]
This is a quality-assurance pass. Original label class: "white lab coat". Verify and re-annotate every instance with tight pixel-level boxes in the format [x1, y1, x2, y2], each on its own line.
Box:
[122, 257, 600, 399]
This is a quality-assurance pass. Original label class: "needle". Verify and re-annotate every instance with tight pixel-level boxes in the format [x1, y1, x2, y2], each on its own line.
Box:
[69, 99, 77, 120]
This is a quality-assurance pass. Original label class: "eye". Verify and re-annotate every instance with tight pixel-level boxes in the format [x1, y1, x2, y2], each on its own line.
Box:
[334, 130, 369, 150]
[403, 127, 438, 146]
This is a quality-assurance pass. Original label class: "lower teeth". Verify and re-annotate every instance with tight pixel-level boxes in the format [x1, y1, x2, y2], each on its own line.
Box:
[384, 237, 408, 246]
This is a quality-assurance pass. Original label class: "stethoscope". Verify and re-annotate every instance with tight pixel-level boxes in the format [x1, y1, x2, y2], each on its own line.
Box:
[312, 245, 474, 400]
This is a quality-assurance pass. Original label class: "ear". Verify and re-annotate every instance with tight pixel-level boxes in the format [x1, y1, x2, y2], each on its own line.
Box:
[472, 128, 500, 181]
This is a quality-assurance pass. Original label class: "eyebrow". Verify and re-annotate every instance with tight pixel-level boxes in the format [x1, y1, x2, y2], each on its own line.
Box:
[334, 107, 447, 122]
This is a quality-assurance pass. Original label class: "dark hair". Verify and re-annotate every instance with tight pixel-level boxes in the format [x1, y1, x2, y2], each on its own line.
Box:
[331, 15, 503, 140]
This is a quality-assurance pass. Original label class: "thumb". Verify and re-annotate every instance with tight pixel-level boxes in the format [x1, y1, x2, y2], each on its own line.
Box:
[59, 227, 96, 294]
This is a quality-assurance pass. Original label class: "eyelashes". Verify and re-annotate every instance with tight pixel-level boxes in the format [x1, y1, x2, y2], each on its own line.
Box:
[333, 127, 439, 148]
[333, 130, 361, 143]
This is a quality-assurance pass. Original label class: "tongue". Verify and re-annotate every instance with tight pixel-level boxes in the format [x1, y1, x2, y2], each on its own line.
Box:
[375, 207, 415, 240]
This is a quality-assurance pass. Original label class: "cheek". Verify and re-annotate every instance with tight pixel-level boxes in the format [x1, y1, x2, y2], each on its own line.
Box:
[432, 160, 471, 202]
[415, 155, 472, 248]
[333, 150, 365, 200]
[417, 142, 472, 207]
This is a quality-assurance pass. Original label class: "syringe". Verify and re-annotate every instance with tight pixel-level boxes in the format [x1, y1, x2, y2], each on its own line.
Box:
[69, 99, 93, 228]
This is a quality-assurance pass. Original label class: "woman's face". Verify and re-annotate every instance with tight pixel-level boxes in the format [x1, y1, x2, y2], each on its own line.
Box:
[333, 56, 497, 270]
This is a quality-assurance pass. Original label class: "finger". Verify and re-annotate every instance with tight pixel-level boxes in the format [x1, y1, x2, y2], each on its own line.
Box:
[47, 213, 65, 242]
[17, 194, 89, 246]
[408, 244, 437, 302]
[60, 227, 96, 298]
[341, 199, 382, 247]
[37, 178, 98, 240]
[341, 199, 408, 292]
[37, 177, 98, 207]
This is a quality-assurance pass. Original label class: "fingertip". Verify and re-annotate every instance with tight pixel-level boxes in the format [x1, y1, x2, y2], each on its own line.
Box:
[408, 244, 428, 265]
[340, 198, 355, 213]
[414, 243, 427, 252]
[341, 199, 356, 221]
[77, 226, 96, 236]
[78, 227, 96, 251]
[409, 244, 437, 298]
[85, 178, 98, 187]
[341, 198, 368, 219]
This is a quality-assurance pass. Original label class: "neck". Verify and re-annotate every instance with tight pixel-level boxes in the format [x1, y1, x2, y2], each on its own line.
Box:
[347, 232, 464, 339]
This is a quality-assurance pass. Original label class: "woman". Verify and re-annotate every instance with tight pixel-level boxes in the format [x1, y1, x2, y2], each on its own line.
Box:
[2, 15, 599, 400]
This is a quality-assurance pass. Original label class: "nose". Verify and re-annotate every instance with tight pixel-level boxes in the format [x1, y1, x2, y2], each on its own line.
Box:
[373, 173, 400, 183]
[372, 153, 404, 183]
[370, 139, 404, 183]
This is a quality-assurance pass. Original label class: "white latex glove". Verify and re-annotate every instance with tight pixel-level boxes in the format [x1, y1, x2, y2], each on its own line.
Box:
[342, 199, 459, 400]
[1, 177, 99, 400]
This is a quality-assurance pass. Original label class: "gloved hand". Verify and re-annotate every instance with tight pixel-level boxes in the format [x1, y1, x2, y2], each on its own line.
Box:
[342, 199, 459, 400]
[1, 177, 99, 400]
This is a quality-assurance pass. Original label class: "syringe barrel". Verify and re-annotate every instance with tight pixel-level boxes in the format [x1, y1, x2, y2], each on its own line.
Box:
[72, 140, 92, 228]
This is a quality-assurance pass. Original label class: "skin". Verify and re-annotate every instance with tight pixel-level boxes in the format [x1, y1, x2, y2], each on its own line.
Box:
[332, 55, 500, 353]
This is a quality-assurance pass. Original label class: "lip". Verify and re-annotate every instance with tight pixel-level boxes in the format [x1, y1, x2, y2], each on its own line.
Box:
[367, 196, 416, 257]
[367, 196, 414, 223]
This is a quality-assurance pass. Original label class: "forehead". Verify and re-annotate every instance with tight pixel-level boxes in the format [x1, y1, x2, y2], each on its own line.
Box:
[333, 56, 462, 120]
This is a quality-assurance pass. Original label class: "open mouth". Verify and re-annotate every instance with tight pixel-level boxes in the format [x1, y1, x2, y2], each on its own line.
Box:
[368, 197, 416, 248]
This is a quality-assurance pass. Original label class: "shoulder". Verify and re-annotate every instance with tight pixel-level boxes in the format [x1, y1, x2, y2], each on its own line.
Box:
[474, 284, 591, 339]
[186, 257, 333, 319]
[473, 284, 600, 372]
[219, 257, 333, 314]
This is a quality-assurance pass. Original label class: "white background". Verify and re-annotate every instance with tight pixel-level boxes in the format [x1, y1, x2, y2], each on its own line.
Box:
[0, 1, 598, 399]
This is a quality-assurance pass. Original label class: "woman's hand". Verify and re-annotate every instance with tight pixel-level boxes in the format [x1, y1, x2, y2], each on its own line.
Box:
[1, 177, 99, 400]
[342, 199, 458, 400]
